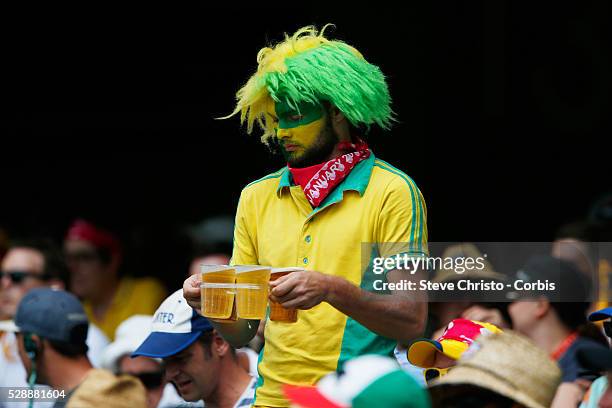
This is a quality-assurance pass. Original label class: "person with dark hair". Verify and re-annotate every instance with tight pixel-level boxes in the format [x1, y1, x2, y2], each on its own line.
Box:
[0, 238, 110, 408]
[133, 290, 255, 407]
[1, 238, 68, 318]
[8, 288, 146, 408]
[553, 219, 612, 313]
[506, 255, 608, 383]
[101, 315, 199, 408]
[64, 219, 166, 340]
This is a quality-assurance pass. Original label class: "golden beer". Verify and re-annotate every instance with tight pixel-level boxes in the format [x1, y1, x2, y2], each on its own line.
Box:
[269, 267, 302, 323]
[200, 265, 236, 319]
[235, 265, 271, 319]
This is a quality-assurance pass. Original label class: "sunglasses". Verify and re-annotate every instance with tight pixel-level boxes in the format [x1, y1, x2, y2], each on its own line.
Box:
[0, 270, 50, 284]
[132, 371, 164, 390]
[423, 367, 449, 383]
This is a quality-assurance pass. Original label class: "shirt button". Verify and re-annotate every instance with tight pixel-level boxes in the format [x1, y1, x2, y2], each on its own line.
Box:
[305, 235, 311, 243]
[303, 257, 309, 264]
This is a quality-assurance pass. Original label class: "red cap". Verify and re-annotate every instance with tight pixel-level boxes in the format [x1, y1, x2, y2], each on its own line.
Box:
[66, 219, 122, 257]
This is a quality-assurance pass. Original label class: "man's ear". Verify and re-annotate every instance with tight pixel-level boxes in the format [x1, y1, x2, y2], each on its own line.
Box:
[328, 104, 346, 124]
[23, 333, 42, 357]
[534, 298, 550, 319]
[212, 333, 231, 357]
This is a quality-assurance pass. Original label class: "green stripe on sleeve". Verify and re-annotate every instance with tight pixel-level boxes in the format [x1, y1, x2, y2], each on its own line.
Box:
[373, 161, 425, 253]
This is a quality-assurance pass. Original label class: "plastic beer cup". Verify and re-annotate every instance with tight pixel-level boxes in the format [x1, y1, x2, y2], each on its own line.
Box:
[269, 267, 303, 323]
[234, 265, 271, 319]
[200, 265, 236, 319]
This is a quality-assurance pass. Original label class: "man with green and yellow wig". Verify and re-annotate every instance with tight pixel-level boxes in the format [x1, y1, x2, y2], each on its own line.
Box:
[184, 25, 428, 407]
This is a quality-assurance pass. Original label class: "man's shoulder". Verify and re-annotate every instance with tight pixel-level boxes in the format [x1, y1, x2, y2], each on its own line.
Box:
[242, 167, 287, 194]
[234, 377, 257, 408]
[129, 277, 166, 292]
[117, 277, 166, 312]
[370, 158, 422, 194]
[570, 336, 608, 353]
[118, 277, 166, 300]
[559, 337, 608, 382]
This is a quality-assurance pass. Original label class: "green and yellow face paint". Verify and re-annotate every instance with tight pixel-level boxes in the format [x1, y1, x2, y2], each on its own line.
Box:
[223, 25, 393, 145]
[267, 100, 326, 160]
[275, 100, 324, 129]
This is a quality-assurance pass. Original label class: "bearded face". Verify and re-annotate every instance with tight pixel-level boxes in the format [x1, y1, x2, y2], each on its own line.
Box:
[267, 100, 339, 168]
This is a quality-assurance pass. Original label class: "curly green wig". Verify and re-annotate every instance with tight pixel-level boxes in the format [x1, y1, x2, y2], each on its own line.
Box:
[223, 25, 394, 143]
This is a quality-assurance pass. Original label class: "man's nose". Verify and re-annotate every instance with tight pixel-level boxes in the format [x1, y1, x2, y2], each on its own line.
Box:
[277, 128, 290, 138]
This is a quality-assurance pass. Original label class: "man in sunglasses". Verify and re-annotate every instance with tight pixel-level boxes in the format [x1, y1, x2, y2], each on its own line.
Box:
[1, 238, 68, 408]
[1, 239, 67, 319]
[0, 239, 110, 408]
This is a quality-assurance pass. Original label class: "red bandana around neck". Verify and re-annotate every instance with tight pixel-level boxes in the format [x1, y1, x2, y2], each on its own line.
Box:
[288, 140, 370, 208]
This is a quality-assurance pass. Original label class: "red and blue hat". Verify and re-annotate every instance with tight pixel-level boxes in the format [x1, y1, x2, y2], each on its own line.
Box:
[407, 319, 502, 368]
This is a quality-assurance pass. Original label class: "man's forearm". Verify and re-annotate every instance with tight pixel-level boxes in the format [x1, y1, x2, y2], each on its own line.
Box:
[324, 275, 427, 342]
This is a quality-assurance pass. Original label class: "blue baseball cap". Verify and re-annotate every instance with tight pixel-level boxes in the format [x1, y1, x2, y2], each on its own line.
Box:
[588, 307, 612, 322]
[132, 289, 213, 358]
[14, 288, 89, 343]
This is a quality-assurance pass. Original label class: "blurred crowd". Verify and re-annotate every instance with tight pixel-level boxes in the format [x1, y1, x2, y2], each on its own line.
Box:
[0, 194, 611, 408]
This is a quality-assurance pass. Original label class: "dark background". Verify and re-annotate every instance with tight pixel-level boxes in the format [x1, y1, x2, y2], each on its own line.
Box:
[2, 2, 610, 289]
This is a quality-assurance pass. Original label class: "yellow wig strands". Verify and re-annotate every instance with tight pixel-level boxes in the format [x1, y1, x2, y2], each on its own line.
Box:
[224, 25, 394, 143]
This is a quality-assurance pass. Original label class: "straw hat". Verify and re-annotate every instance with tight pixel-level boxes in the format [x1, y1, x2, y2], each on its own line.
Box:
[433, 243, 507, 283]
[428, 331, 561, 408]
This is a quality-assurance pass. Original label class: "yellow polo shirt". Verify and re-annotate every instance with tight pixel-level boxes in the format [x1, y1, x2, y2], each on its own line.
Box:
[231, 152, 427, 407]
[83, 277, 166, 340]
